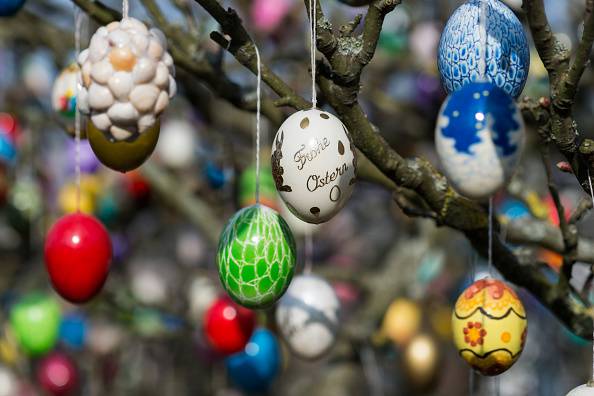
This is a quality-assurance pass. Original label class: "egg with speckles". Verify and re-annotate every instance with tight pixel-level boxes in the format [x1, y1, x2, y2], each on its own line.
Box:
[438, 0, 530, 98]
[452, 279, 527, 376]
[271, 109, 357, 224]
[435, 81, 524, 200]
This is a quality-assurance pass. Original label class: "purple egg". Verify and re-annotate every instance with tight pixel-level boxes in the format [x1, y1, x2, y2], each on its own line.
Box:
[66, 139, 101, 174]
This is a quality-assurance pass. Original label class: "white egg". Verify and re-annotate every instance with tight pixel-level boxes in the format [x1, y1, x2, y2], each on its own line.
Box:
[566, 385, 594, 396]
[187, 276, 218, 321]
[156, 119, 196, 168]
[276, 274, 340, 360]
[271, 109, 356, 224]
[0, 366, 17, 396]
[51, 64, 79, 121]
[435, 81, 524, 200]
[80, 17, 175, 141]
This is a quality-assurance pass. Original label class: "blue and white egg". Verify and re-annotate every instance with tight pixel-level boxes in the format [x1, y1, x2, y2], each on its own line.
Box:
[438, 0, 529, 98]
[435, 81, 524, 200]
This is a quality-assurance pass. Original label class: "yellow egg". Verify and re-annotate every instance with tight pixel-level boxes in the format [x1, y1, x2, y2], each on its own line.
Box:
[381, 298, 421, 346]
[404, 334, 439, 388]
[58, 182, 96, 214]
[452, 279, 527, 376]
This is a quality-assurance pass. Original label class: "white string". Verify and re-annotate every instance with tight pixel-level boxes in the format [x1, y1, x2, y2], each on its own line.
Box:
[74, 7, 83, 212]
[254, 45, 262, 205]
[488, 197, 494, 278]
[479, 0, 488, 80]
[122, 0, 129, 19]
[587, 167, 594, 386]
[309, 0, 317, 108]
[304, 229, 313, 274]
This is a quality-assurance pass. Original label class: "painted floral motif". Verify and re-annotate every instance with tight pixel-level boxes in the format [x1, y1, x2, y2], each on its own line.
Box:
[463, 321, 486, 346]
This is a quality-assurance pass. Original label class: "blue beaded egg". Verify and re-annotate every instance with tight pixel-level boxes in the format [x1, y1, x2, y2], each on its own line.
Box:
[438, 0, 529, 98]
[435, 81, 525, 200]
[0, 0, 24, 16]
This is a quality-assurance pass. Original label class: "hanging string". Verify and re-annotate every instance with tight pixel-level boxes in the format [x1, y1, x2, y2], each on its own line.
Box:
[488, 197, 494, 277]
[122, 0, 129, 19]
[254, 45, 262, 205]
[304, 229, 313, 274]
[74, 7, 83, 213]
[309, 0, 317, 108]
[587, 169, 594, 386]
[468, 369, 475, 396]
[478, 0, 488, 80]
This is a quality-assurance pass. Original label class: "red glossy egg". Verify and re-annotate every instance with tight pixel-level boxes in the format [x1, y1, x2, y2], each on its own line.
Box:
[44, 213, 112, 303]
[37, 352, 78, 396]
[204, 296, 256, 355]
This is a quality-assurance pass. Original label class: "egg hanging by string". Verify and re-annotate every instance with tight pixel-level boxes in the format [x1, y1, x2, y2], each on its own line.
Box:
[78, 17, 176, 171]
[451, 278, 527, 376]
[438, 0, 530, 98]
[276, 274, 340, 360]
[44, 213, 112, 304]
[435, 81, 525, 200]
[271, 109, 357, 224]
[217, 204, 296, 309]
[37, 352, 78, 396]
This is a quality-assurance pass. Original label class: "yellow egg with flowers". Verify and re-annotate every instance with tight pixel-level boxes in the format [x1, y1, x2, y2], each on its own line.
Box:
[452, 279, 527, 376]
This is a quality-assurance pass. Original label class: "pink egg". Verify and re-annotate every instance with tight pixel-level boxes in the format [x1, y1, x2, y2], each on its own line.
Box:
[251, 0, 292, 33]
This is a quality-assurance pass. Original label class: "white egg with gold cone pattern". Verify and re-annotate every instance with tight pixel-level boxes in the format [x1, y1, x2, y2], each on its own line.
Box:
[271, 109, 356, 224]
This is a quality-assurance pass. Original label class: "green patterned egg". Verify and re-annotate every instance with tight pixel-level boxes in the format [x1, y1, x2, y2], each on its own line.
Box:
[217, 204, 296, 309]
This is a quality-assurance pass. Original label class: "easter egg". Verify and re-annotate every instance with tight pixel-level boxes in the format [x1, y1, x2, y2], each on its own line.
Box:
[226, 328, 281, 393]
[251, 0, 292, 33]
[271, 109, 357, 224]
[239, 163, 279, 211]
[9, 177, 42, 220]
[566, 384, 594, 396]
[435, 81, 525, 200]
[78, 17, 175, 141]
[217, 204, 296, 308]
[0, 113, 20, 145]
[0, 366, 17, 396]
[156, 119, 195, 169]
[404, 334, 439, 388]
[44, 213, 112, 303]
[203, 296, 256, 355]
[10, 294, 61, 356]
[276, 275, 340, 360]
[59, 313, 87, 350]
[66, 140, 100, 174]
[187, 275, 218, 322]
[381, 298, 421, 346]
[37, 352, 78, 396]
[0, 0, 25, 16]
[51, 64, 79, 126]
[452, 279, 527, 376]
[87, 119, 160, 172]
[438, 0, 529, 98]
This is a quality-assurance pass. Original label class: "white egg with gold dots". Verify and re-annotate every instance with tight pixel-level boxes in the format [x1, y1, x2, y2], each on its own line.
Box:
[271, 109, 356, 224]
